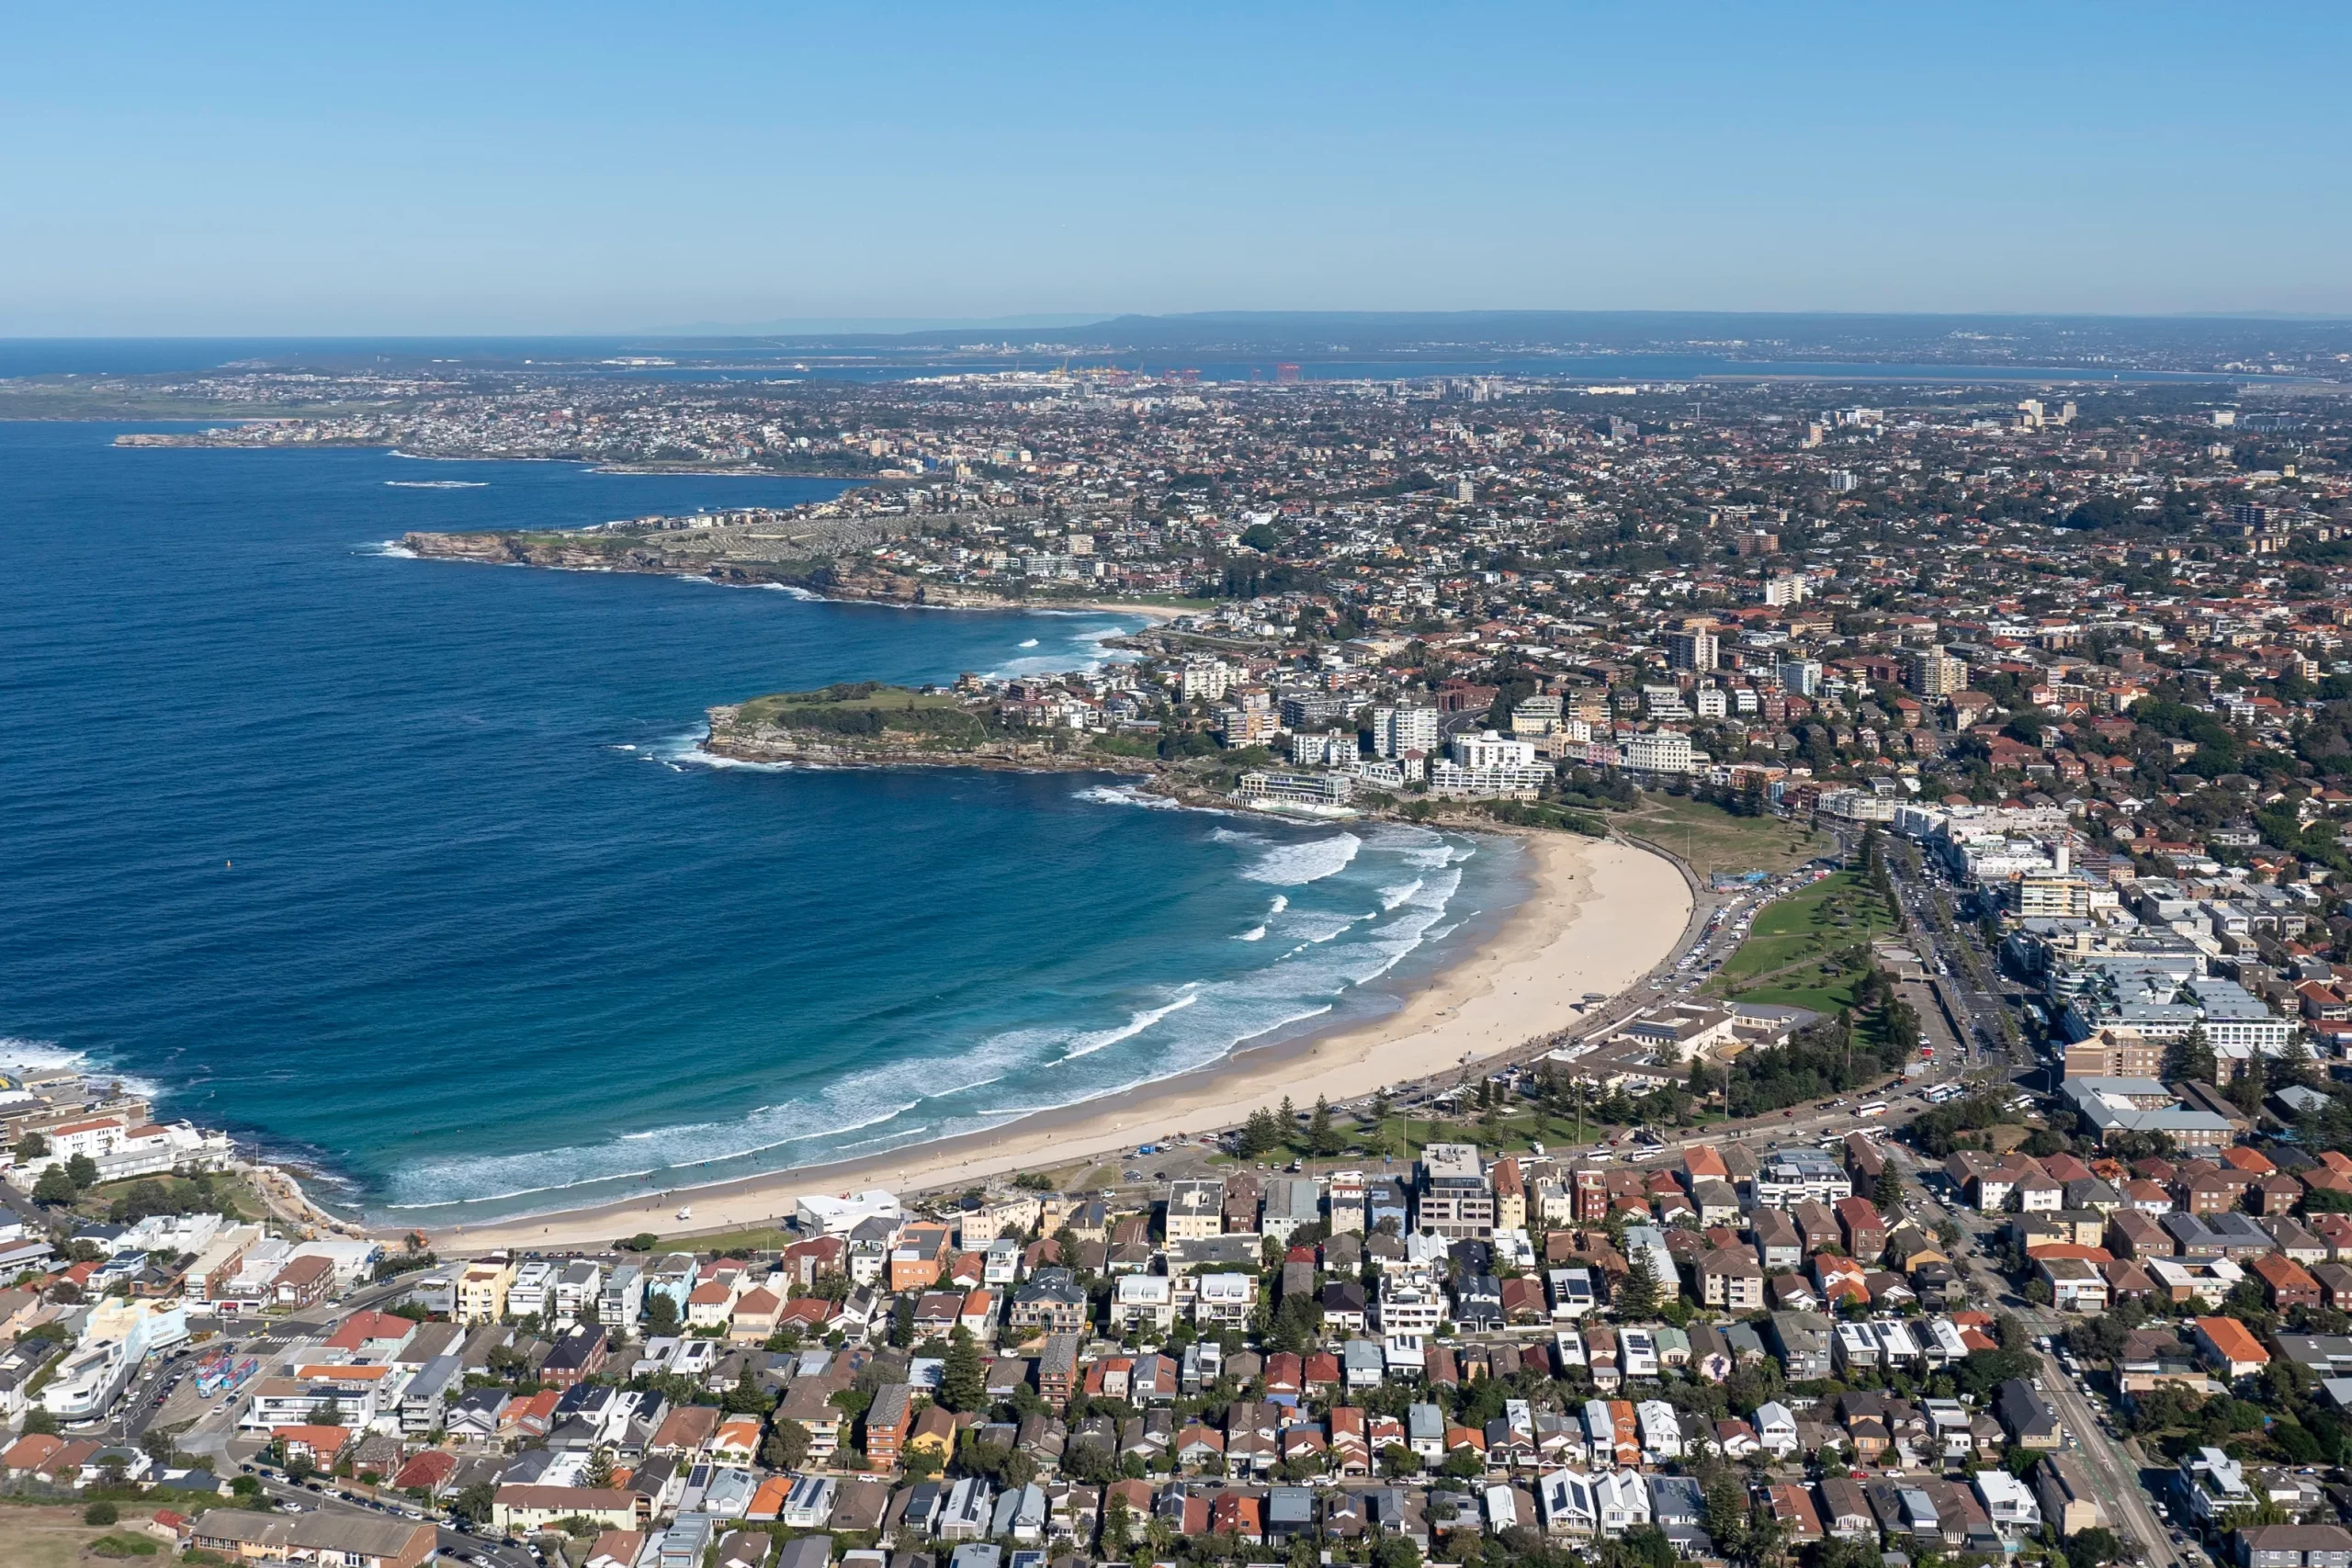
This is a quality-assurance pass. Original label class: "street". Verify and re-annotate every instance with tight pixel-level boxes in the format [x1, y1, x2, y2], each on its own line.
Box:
[1887, 1142, 2188, 1568]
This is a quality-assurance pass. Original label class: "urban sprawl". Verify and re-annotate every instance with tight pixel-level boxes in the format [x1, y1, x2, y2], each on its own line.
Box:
[15, 355, 2352, 1568]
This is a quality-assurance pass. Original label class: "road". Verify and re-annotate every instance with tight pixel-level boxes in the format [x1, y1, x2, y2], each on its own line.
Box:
[1886, 1142, 2189, 1568]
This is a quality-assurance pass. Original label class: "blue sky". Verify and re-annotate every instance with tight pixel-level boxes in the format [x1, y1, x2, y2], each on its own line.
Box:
[5, 3, 2348, 333]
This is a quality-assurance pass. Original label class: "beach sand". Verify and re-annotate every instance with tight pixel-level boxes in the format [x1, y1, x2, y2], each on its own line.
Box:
[435, 832, 1691, 1252]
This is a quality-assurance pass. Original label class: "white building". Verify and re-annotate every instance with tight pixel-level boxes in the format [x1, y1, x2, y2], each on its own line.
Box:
[1291, 729, 1358, 767]
[1373, 705, 1441, 759]
[1622, 731, 1695, 775]
[1111, 1275, 1177, 1332]
[1452, 730, 1537, 769]
[795, 1189, 904, 1236]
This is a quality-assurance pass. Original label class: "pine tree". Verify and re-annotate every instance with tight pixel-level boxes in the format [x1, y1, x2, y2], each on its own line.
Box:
[2165, 1021, 2217, 1086]
[1875, 1163, 1905, 1221]
[1307, 1097, 1339, 1157]
[1615, 1247, 1658, 1320]
[941, 1327, 986, 1413]
[1238, 1107, 1283, 1159]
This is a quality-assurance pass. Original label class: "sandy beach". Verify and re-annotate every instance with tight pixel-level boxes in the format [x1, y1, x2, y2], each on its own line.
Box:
[434, 831, 1690, 1251]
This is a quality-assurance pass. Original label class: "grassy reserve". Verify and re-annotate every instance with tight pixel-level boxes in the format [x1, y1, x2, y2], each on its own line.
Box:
[0, 1503, 155, 1567]
[726, 682, 996, 749]
[1618, 793, 1831, 878]
[1708, 867, 1899, 1015]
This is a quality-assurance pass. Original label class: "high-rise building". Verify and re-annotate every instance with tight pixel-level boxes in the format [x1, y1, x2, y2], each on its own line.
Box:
[1666, 628, 1718, 672]
[1776, 660, 1823, 698]
[1373, 705, 1441, 760]
[1905, 649, 1968, 699]
[1764, 573, 1807, 607]
[1735, 530, 1781, 557]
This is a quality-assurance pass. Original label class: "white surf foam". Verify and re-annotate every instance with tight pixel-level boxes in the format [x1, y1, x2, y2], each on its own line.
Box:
[1073, 784, 1180, 810]
[0, 1036, 163, 1102]
[1063, 990, 1199, 1060]
[1238, 831, 1362, 886]
[650, 730, 793, 773]
[384, 479, 487, 489]
[359, 540, 420, 558]
[1018, 638, 1039, 649]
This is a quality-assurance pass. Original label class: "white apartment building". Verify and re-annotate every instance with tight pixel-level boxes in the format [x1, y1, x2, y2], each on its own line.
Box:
[1623, 731, 1696, 775]
[1291, 729, 1358, 767]
[1452, 730, 1535, 769]
[1179, 660, 1231, 702]
[507, 1259, 560, 1321]
[1373, 705, 1441, 759]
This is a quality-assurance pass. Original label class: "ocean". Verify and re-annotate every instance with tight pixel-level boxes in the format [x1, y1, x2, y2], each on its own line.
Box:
[0, 420, 1522, 1224]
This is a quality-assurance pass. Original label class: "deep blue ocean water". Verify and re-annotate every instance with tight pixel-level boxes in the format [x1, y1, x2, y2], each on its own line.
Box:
[0, 422, 1518, 1223]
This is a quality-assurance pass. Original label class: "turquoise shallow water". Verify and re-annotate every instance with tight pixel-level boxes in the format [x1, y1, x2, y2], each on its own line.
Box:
[0, 422, 1521, 1224]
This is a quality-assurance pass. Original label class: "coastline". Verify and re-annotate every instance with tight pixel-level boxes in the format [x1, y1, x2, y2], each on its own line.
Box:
[430, 831, 1691, 1251]
[398, 529, 1189, 624]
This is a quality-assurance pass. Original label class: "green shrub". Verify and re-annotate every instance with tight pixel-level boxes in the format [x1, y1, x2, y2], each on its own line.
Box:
[85, 1501, 120, 1526]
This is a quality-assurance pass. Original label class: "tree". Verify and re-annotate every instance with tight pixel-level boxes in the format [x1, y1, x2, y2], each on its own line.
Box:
[941, 1326, 987, 1413]
[1101, 1489, 1133, 1555]
[723, 1361, 775, 1416]
[452, 1483, 496, 1526]
[20, 1407, 58, 1438]
[65, 1153, 100, 1190]
[32, 1166, 76, 1206]
[11, 1132, 48, 1162]
[1875, 1163, 1905, 1220]
[618, 1232, 660, 1252]
[85, 1502, 119, 1527]
[642, 1291, 681, 1337]
[889, 1295, 916, 1348]
[763, 1416, 810, 1471]
[584, 1445, 616, 1488]
[1236, 1107, 1284, 1160]
[1615, 1247, 1659, 1321]
[2165, 1021, 2218, 1086]
[2066, 1528, 2127, 1568]
[1307, 1097, 1341, 1157]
